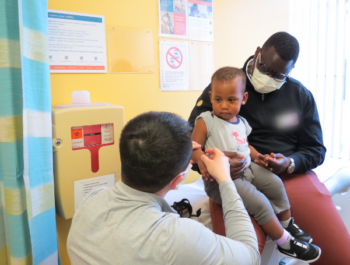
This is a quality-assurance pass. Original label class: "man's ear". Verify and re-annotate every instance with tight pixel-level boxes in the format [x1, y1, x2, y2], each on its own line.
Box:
[253, 46, 261, 60]
[170, 174, 183, 190]
[242, 92, 248, 105]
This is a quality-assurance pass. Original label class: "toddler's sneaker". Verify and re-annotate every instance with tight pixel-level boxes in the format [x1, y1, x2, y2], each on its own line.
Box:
[277, 236, 321, 263]
[285, 218, 312, 243]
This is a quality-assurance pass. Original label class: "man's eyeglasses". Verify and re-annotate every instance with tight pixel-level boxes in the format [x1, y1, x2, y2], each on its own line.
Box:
[256, 53, 289, 82]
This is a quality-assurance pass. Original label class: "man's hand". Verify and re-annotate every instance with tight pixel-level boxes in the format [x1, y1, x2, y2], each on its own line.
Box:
[257, 153, 290, 175]
[254, 154, 274, 168]
[201, 148, 230, 184]
[222, 151, 247, 180]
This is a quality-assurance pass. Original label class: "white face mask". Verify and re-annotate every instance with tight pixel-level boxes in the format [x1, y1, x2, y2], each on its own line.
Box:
[172, 164, 192, 190]
[249, 53, 286, 94]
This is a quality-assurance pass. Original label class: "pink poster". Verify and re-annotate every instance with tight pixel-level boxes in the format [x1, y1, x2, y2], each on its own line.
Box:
[174, 13, 186, 35]
[159, 0, 188, 39]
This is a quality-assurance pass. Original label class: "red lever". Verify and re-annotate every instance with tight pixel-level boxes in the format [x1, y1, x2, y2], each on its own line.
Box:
[87, 145, 102, 173]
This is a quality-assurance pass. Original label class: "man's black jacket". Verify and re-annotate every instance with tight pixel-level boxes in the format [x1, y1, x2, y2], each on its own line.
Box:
[188, 56, 326, 174]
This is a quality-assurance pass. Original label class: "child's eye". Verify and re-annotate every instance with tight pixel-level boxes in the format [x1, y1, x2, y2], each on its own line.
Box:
[229, 99, 236, 102]
[215, 99, 221, 102]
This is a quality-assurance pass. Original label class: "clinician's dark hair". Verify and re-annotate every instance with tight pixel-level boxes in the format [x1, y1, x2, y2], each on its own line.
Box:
[262, 32, 300, 64]
[119, 112, 192, 193]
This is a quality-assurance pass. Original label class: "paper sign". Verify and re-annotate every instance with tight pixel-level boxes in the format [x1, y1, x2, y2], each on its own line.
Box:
[160, 41, 189, 91]
[158, 0, 188, 39]
[188, 0, 213, 42]
[74, 174, 115, 211]
[48, 9, 107, 73]
[101, 123, 114, 144]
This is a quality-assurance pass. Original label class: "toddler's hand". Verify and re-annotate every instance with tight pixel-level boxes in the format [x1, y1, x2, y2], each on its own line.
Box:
[198, 159, 213, 181]
[201, 148, 230, 184]
[255, 153, 276, 167]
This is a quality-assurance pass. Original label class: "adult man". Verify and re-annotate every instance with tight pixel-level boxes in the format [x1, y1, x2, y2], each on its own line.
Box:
[67, 112, 260, 265]
[189, 32, 350, 264]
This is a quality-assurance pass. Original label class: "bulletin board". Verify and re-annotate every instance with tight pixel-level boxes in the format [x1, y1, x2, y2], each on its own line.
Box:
[108, 27, 155, 73]
[188, 41, 213, 90]
[159, 39, 213, 91]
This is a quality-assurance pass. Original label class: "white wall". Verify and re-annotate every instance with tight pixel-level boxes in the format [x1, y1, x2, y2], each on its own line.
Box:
[214, 0, 290, 70]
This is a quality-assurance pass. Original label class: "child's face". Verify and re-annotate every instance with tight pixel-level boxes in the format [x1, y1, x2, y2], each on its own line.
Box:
[209, 78, 248, 122]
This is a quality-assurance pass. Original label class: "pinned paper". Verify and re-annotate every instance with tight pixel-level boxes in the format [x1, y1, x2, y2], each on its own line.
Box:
[74, 174, 115, 211]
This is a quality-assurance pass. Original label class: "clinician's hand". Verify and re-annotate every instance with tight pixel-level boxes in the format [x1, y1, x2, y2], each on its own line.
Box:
[197, 159, 212, 181]
[201, 148, 230, 184]
[222, 151, 247, 180]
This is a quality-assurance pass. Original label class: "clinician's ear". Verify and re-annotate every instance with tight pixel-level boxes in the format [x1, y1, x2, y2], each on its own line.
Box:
[253, 47, 261, 61]
[170, 175, 183, 190]
[242, 92, 248, 105]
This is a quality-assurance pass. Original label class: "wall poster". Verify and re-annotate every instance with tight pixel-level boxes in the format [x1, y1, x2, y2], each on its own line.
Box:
[159, 40, 189, 91]
[48, 10, 107, 73]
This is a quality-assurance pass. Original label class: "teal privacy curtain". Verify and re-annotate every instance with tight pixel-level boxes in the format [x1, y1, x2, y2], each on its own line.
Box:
[0, 0, 58, 264]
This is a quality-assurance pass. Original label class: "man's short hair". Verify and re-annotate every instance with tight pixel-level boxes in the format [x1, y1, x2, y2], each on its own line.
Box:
[211, 66, 247, 90]
[262, 32, 300, 64]
[119, 112, 192, 193]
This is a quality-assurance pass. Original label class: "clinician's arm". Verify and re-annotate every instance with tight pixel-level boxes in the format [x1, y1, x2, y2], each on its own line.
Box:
[170, 149, 259, 265]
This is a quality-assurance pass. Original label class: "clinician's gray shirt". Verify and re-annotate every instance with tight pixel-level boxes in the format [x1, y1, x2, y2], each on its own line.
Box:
[67, 180, 260, 265]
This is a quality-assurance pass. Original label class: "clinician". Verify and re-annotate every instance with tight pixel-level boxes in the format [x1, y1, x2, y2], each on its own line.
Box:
[67, 112, 260, 265]
[188, 32, 350, 264]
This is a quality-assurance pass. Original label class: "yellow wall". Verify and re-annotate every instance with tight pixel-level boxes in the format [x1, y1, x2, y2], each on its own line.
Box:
[214, 0, 290, 69]
[50, 0, 202, 122]
[49, 1, 289, 264]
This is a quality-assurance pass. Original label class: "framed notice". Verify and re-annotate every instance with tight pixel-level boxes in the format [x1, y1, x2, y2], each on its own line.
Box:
[188, 0, 213, 42]
[158, 0, 188, 39]
[48, 10, 107, 73]
[159, 40, 189, 91]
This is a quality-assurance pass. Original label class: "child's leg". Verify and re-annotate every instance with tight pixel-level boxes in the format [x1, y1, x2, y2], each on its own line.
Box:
[250, 162, 290, 215]
[203, 178, 222, 204]
[233, 176, 291, 249]
[260, 215, 284, 240]
[250, 162, 313, 243]
[276, 209, 291, 222]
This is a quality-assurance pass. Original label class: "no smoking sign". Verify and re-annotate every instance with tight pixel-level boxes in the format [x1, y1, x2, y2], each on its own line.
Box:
[166, 47, 183, 69]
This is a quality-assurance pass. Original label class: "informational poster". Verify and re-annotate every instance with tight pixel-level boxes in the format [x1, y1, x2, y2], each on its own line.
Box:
[159, 41, 189, 91]
[188, 0, 213, 42]
[158, 0, 188, 39]
[48, 10, 107, 73]
[74, 174, 115, 211]
[188, 41, 213, 90]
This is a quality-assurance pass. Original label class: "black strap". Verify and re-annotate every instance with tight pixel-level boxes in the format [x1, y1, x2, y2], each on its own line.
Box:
[171, 199, 202, 218]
